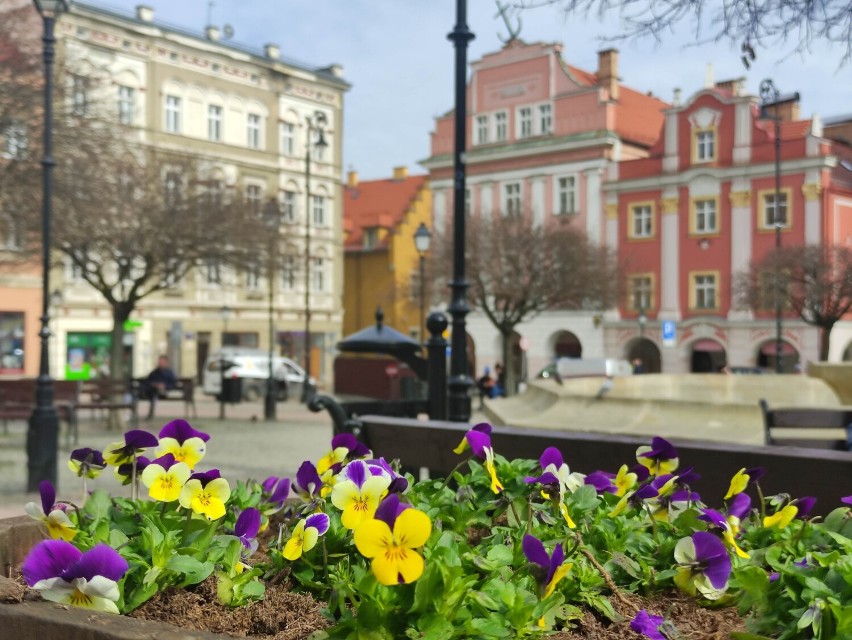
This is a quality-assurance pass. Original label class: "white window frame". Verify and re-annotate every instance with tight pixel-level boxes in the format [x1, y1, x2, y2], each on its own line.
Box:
[631, 204, 653, 238]
[245, 261, 261, 290]
[311, 256, 325, 292]
[694, 198, 717, 234]
[165, 95, 181, 133]
[538, 103, 552, 134]
[312, 195, 326, 226]
[281, 255, 296, 290]
[117, 85, 134, 125]
[494, 110, 508, 142]
[245, 184, 263, 214]
[280, 190, 296, 223]
[517, 106, 532, 139]
[694, 273, 717, 309]
[763, 191, 789, 228]
[279, 121, 295, 156]
[503, 182, 522, 216]
[208, 105, 222, 142]
[630, 275, 653, 311]
[247, 113, 262, 149]
[475, 115, 488, 145]
[556, 176, 577, 215]
[696, 129, 715, 162]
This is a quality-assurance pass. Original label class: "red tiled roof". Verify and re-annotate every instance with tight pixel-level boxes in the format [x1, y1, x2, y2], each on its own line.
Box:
[755, 116, 813, 141]
[343, 175, 427, 249]
[613, 86, 669, 147]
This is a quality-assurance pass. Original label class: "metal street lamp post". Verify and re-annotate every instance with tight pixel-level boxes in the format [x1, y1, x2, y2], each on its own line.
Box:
[301, 112, 327, 403]
[413, 222, 432, 351]
[27, 0, 68, 491]
[219, 304, 230, 420]
[447, 0, 475, 421]
[638, 305, 648, 339]
[263, 199, 281, 421]
[760, 79, 784, 374]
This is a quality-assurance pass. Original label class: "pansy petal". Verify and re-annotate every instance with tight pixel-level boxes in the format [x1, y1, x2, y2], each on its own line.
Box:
[124, 429, 159, 449]
[205, 478, 231, 503]
[673, 536, 696, 566]
[522, 535, 549, 569]
[22, 540, 81, 587]
[375, 494, 408, 529]
[539, 447, 563, 470]
[39, 480, 56, 516]
[330, 479, 361, 511]
[235, 508, 262, 539]
[353, 518, 393, 559]
[25, 501, 44, 520]
[466, 430, 491, 459]
[394, 547, 425, 584]
[728, 493, 752, 520]
[78, 575, 120, 601]
[394, 508, 431, 549]
[342, 459, 368, 488]
[301, 526, 319, 553]
[159, 419, 210, 443]
[305, 513, 330, 536]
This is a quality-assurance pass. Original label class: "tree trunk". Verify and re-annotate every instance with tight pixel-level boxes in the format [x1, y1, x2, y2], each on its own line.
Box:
[501, 329, 516, 398]
[818, 324, 833, 362]
[108, 303, 133, 430]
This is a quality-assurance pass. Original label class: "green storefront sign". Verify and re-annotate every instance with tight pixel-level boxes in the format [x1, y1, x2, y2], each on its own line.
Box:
[65, 332, 112, 380]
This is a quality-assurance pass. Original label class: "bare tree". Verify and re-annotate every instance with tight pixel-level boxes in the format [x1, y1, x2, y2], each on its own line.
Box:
[437, 213, 621, 395]
[515, 0, 852, 63]
[734, 245, 852, 361]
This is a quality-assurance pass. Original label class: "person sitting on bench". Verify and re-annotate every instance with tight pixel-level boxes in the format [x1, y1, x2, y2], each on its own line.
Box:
[144, 355, 177, 419]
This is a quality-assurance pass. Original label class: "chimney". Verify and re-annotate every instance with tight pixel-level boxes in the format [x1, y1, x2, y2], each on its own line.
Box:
[673, 87, 682, 107]
[715, 77, 745, 96]
[597, 49, 619, 101]
[392, 166, 408, 181]
[320, 64, 344, 78]
[136, 5, 154, 22]
[264, 43, 280, 60]
[765, 94, 802, 122]
[347, 170, 359, 188]
[704, 63, 714, 88]
[205, 26, 220, 41]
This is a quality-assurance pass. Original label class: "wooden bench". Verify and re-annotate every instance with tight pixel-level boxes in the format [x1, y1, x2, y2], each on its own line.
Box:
[76, 379, 138, 429]
[759, 399, 852, 450]
[134, 377, 197, 420]
[0, 379, 80, 447]
[308, 395, 852, 514]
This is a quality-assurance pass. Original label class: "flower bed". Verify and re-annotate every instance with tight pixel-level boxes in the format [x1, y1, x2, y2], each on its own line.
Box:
[2, 419, 850, 639]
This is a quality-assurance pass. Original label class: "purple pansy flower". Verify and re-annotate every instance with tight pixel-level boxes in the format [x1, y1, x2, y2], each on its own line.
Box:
[158, 419, 210, 443]
[366, 458, 408, 494]
[235, 508, 261, 556]
[24, 481, 76, 542]
[842, 495, 852, 505]
[636, 437, 679, 476]
[332, 433, 371, 459]
[584, 470, 617, 494]
[294, 461, 323, 500]
[728, 493, 752, 522]
[674, 531, 732, 599]
[22, 540, 128, 613]
[103, 429, 159, 466]
[189, 468, 221, 485]
[262, 476, 292, 509]
[630, 610, 667, 640]
[522, 534, 571, 598]
[452, 422, 492, 458]
[374, 494, 410, 529]
[68, 448, 106, 479]
[282, 512, 331, 560]
[114, 455, 150, 485]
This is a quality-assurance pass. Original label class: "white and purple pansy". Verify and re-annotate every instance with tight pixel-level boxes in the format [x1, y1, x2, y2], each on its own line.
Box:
[584, 470, 617, 494]
[673, 531, 732, 600]
[294, 461, 323, 500]
[698, 508, 750, 558]
[522, 534, 571, 599]
[525, 447, 585, 495]
[366, 457, 408, 493]
[103, 429, 159, 467]
[24, 480, 76, 541]
[22, 540, 129, 614]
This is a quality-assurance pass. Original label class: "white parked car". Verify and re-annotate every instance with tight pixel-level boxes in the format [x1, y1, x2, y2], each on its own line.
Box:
[202, 348, 314, 402]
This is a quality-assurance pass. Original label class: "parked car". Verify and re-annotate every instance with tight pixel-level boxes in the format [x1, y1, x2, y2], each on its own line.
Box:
[202, 348, 314, 402]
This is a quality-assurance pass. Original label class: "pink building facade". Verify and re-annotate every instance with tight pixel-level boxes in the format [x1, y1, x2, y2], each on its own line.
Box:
[608, 81, 852, 373]
[423, 40, 668, 381]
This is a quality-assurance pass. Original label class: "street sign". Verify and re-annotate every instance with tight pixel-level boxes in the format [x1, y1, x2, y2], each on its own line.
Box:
[662, 320, 676, 347]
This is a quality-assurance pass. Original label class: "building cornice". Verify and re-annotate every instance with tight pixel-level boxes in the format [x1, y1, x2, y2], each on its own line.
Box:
[604, 156, 837, 193]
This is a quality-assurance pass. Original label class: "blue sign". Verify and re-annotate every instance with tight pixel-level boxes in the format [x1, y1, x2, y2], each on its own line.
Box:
[662, 320, 676, 347]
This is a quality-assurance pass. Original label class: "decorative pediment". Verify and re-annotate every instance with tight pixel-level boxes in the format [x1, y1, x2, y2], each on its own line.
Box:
[688, 108, 721, 129]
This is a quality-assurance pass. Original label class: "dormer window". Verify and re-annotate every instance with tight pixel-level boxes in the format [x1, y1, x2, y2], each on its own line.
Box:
[363, 228, 378, 249]
[695, 129, 715, 162]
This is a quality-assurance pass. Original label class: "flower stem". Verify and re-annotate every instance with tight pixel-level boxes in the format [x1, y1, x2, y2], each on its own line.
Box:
[574, 533, 637, 612]
[82, 476, 88, 507]
[439, 459, 469, 494]
[756, 483, 766, 523]
[131, 456, 138, 502]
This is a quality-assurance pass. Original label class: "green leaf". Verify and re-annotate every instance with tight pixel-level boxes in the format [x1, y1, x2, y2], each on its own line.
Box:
[82, 489, 112, 521]
[109, 528, 130, 548]
[241, 580, 265, 598]
[166, 554, 214, 585]
[610, 552, 641, 579]
[570, 485, 599, 512]
[485, 545, 513, 568]
[416, 615, 455, 640]
[470, 616, 512, 638]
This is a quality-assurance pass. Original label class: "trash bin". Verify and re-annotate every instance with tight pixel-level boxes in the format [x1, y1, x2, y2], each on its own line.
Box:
[221, 377, 242, 404]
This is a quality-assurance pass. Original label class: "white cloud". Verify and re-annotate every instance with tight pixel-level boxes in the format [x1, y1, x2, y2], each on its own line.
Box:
[96, 0, 852, 179]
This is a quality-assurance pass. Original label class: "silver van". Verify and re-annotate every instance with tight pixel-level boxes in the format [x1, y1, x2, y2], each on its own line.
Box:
[202, 348, 313, 402]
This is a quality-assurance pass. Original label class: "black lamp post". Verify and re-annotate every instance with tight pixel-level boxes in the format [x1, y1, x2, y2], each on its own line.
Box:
[263, 199, 281, 421]
[413, 222, 432, 349]
[447, 0, 475, 421]
[27, 0, 68, 491]
[219, 304, 230, 420]
[638, 305, 648, 339]
[301, 111, 327, 403]
[759, 79, 784, 374]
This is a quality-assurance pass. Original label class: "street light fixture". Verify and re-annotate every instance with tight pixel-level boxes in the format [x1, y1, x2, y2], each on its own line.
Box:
[219, 304, 230, 420]
[759, 78, 784, 374]
[413, 222, 432, 349]
[301, 111, 328, 403]
[27, 0, 69, 491]
[263, 199, 281, 420]
[638, 305, 648, 339]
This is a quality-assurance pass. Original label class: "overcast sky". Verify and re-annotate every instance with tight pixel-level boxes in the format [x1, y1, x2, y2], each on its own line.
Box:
[94, 0, 852, 180]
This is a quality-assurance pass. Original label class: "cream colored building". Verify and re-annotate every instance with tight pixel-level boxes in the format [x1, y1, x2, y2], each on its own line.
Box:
[7, 2, 349, 389]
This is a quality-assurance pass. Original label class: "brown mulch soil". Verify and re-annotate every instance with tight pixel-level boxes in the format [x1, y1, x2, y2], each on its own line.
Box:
[129, 576, 328, 639]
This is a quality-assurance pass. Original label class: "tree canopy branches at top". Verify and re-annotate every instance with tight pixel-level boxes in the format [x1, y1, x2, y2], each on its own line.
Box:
[515, 0, 852, 63]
